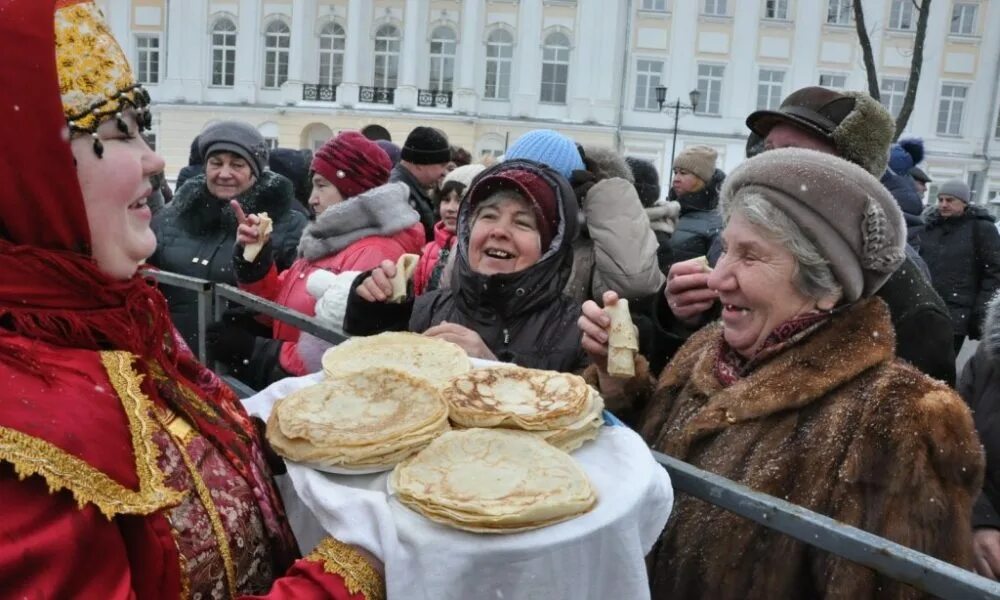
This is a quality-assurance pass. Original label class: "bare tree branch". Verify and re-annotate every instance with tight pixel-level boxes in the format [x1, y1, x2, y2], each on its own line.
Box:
[853, 0, 881, 100]
[895, 0, 931, 139]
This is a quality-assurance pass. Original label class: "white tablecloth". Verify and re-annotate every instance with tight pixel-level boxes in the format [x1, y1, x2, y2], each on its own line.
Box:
[245, 373, 674, 600]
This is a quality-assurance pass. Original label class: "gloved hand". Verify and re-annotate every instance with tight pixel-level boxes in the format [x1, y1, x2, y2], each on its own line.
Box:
[570, 168, 598, 205]
[205, 311, 258, 370]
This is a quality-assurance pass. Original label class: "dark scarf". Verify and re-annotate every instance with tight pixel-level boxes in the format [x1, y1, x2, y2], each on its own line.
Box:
[713, 311, 832, 386]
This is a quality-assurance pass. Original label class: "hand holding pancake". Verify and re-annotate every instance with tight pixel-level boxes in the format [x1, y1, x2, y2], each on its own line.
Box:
[424, 321, 497, 361]
[232, 200, 273, 262]
[578, 290, 618, 372]
[665, 255, 717, 326]
[357, 260, 398, 302]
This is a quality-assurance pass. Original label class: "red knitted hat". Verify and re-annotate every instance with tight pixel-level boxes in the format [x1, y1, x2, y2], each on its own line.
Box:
[468, 167, 560, 251]
[311, 131, 392, 199]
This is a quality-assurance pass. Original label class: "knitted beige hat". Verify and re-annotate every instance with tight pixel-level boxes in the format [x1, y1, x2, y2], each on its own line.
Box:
[673, 145, 718, 183]
[722, 147, 905, 302]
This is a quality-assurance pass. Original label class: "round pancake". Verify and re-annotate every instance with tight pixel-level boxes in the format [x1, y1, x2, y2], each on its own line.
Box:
[390, 428, 596, 533]
[322, 332, 471, 386]
[443, 366, 591, 430]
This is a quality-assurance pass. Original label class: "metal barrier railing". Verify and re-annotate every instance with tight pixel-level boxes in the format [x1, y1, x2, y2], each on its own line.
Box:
[145, 268, 1000, 599]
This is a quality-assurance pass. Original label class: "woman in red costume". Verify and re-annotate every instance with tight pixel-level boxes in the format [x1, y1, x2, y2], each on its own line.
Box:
[0, 2, 383, 598]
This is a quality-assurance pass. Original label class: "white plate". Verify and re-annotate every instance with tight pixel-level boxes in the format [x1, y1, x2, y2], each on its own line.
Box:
[296, 461, 395, 476]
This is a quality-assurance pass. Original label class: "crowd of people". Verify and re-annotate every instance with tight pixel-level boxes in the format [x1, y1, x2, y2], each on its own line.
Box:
[3, 1, 1000, 598]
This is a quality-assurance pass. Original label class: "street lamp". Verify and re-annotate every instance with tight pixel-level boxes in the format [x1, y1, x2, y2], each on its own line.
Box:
[654, 85, 702, 173]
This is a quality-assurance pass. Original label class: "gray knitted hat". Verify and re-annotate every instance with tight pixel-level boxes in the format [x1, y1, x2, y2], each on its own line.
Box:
[722, 147, 906, 302]
[199, 120, 270, 177]
[937, 179, 971, 204]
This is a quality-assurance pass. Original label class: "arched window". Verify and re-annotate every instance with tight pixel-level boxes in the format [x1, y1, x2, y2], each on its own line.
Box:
[211, 17, 237, 87]
[484, 29, 514, 100]
[263, 20, 291, 89]
[540, 31, 570, 104]
[302, 123, 334, 151]
[318, 22, 346, 87]
[429, 26, 456, 92]
[373, 24, 400, 88]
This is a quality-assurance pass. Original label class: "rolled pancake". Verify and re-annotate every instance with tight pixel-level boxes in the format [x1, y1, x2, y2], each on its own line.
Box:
[243, 212, 273, 262]
[389, 253, 419, 303]
[322, 332, 471, 387]
[606, 299, 638, 378]
[390, 428, 596, 533]
[443, 366, 591, 430]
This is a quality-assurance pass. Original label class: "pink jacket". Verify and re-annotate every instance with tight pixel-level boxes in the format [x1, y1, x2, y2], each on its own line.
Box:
[413, 221, 456, 296]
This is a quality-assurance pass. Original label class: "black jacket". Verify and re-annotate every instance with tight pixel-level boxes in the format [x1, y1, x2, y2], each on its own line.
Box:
[149, 171, 307, 350]
[667, 169, 724, 267]
[958, 292, 1000, 529]
[390, 163, 436, 242]
[920, 205, 1000, 339]
[344, 160, 589, 373]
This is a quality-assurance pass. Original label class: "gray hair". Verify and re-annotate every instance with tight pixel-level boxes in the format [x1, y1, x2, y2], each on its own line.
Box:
[724, 192, 843, 302]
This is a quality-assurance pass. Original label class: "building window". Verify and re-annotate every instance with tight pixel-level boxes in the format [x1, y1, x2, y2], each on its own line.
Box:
[819, 73, 847, 89]
[640, 0, 667, 11]
[263, 20, 290, 89]
[764, 0, 788, 20]
[484, 29, 514, 100]
[211, 17, 237, 87]
[757, 69, 784, 110]
[703, 0, 727, 16]
[889, 0, 915, 29]
[540, 31, 570, 104]
[429, 26, 457, 92]
[373, 24, 401, 89]
[937, 84, 967, 136]
[318, 22, 345, 87]
[696, 64, 724, 115]
[880, 78, 908, 119]
[135, 34, 160, 84]
[827, 0, 852, 24]
[951, 3, 978, 35]
[634, 59, 664, 111]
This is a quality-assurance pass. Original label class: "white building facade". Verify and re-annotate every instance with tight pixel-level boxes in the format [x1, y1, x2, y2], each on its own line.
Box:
[99, 0, 1000, 206]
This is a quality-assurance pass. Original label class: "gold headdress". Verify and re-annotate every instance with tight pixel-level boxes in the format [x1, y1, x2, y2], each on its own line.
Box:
[55, 0, 152, 157]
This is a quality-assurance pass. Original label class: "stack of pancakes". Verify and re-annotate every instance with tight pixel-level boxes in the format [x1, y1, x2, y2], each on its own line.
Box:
[442, 366, 604, 452]
[390, 428, 597, 533]
[267, 368, 450, 471]
[322, 331, 472, 386]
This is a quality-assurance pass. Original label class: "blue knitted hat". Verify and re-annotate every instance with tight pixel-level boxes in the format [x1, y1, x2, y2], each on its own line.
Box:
[888, 137, 924, 175]
[505, 129, 584, 179]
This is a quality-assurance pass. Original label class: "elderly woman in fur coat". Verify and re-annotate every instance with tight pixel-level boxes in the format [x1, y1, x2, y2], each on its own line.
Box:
[579, 148, 984, 599]
[216, 131, 424, 387]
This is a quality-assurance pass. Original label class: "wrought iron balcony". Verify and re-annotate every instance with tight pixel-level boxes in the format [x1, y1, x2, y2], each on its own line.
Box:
[359, 86, 395, 105]
[417, 89, 453, 108]
[302, 84, 337, 102]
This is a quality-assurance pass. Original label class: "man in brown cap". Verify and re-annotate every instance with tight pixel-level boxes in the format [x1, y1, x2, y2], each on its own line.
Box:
[659, 86, 956, 385]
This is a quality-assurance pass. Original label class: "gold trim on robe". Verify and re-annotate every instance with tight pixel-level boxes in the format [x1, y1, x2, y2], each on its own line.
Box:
[307, 537, 386, 600]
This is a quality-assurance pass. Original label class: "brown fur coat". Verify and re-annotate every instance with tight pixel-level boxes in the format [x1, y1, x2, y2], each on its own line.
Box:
[633, 298, 983, 599]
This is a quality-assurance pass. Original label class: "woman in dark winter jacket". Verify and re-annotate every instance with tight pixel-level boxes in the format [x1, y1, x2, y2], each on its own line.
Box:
[959, 291, 1000, 580]
[149, 120, 308, 352]
[919, 179, 1000, 349]
[328, 159, 588, 372]
[667, 145, 725, 267]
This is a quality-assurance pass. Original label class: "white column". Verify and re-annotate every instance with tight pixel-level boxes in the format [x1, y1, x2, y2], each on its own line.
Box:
[175, 0, 209, 102]
[729, 0, 762, 124]
[395, 0, 425, 109]
[512, 0, 543, 117]
[338, 0, 366, 106]
[662, 2, 699, 177]
[162, 0, 186, 99]
[283, 0, 313, 104]
[789, 0, 821, 91]
[235, 0, 260, 103]
[453, 0, 481, 114]
[567, 0, 596, 121]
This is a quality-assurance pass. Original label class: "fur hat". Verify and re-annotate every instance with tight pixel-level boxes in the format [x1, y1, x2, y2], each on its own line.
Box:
[56, 1, 153, 156]
[376, 140, 401, 166]
[505, 129, 585, 180]
[401, 126, 451, 165]
[581, 146, 634, 183]
[625, 157, 661, 207]
[199, 121, 270, 177]
[889, 137, 924, 175]
[746, 86, 894, 176]
[443, 164, 487, 190]
[722, 147, 906, 302]
[673, 146, 718, 183]
[466, 162, 561, 251]
[938, 179, 971, 204]
[312, 131, 392, 200]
